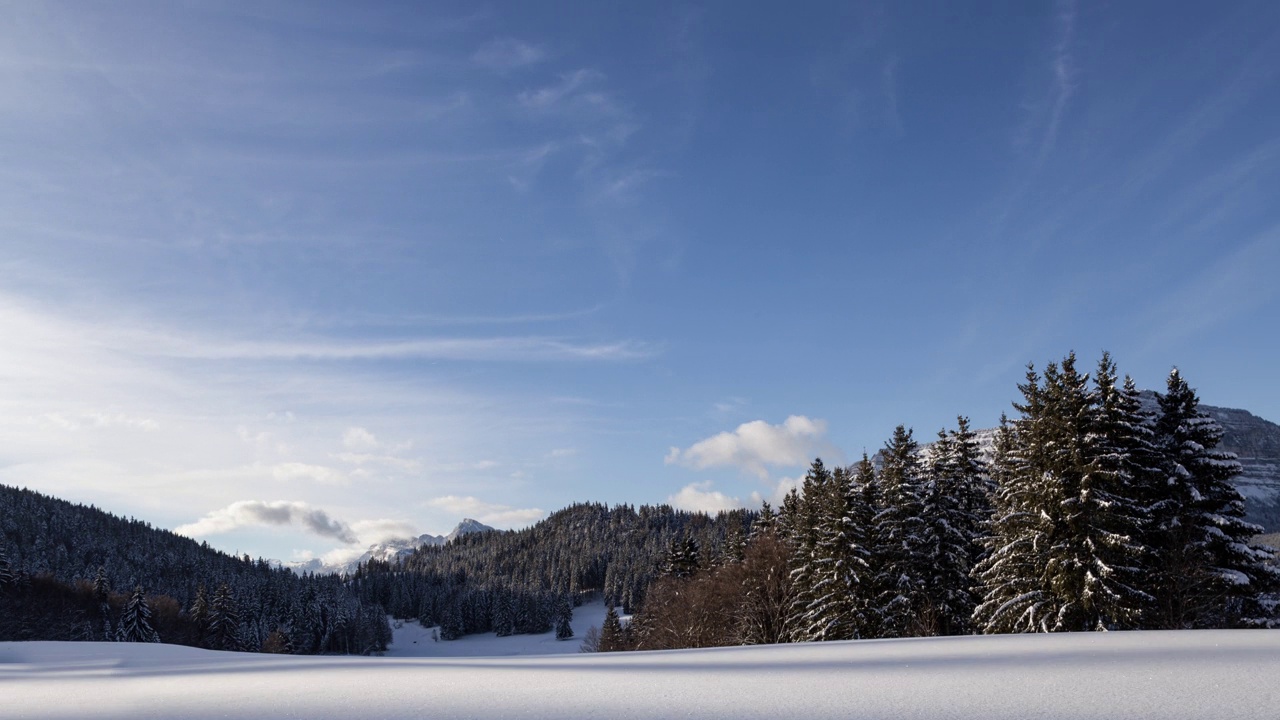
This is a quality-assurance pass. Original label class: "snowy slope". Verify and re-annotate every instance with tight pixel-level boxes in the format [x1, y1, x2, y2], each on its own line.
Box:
[4, 630, 1279, 719]
[383, 599, 611, 657]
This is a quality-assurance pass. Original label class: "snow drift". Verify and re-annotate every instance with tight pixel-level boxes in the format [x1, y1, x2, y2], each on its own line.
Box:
[4, 630, 1278, 719]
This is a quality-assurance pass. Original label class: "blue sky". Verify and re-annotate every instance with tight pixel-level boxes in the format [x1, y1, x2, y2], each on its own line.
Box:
[2, 0, 1278, 566]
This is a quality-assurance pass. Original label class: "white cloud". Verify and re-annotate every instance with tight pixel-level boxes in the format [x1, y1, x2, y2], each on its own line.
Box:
[425, 495, 545, 528]
[271, 462, 348, 486]
[668, 481, 743, 514]
[665, 415, 836, 479]
[343, 426, 379, 450]
[350, 518, 420, 545]
[472, 38, 546, 71]
[748, 476, 805, 509]
[175, 500, 358, 544]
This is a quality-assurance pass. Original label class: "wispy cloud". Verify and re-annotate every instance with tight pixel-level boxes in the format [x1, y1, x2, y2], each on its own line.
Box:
[518, 69, 605, 111]
[666, 416, 839, 480]
[425, 495, 546, 528]
[1038, 0, 1077, 164]
[473, 38, 547, 71]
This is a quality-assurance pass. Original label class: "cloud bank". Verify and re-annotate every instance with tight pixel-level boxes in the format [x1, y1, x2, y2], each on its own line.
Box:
[668, 481, 743, 514]
[175, 500, 358, 544]
[665, 415, 835, 479]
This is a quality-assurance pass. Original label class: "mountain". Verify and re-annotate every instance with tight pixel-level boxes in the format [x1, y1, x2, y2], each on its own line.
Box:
[283, 519, 496, 576]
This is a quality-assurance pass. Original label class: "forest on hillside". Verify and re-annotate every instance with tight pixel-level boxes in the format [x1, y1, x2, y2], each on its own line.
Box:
[0, 485, 391, 654]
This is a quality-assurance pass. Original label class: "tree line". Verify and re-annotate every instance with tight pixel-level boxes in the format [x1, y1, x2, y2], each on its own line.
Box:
[595, 353, 1279, 651]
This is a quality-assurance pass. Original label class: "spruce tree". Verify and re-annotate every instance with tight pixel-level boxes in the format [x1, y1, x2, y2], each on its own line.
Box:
[803, 464, 873, 641]
[973, 374, 1057, 634]
[918, 422, 983, 636]
[1067, 354, 1153, 630]
[208, 583, 243, 651]
[873, 426, 929, 637]
[785, 459, 831, 642]
[117, 586, 160, 643]
[555, 596, 574, 640]
[189, 584, 211, 647]
[599, 605, 625, 651]
[1151, 369, 1279, 627]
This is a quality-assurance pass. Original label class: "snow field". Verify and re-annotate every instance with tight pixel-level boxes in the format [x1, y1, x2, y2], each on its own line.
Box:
[3, 629, 1279, 720]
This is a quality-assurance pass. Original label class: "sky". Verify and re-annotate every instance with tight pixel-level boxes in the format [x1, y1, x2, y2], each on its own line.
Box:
[2, 0, 1279, 567]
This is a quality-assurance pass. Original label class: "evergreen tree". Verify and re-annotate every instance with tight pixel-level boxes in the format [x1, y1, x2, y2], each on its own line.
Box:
[1067, 354, 1153, 630]
[662, 537, 701, 579]
[973, 381, 1057, 634]
[92, 565, 113, 640]
[918, 422, 984, 636]
[785, 459, 830, 641]
[802, 464, 873, 641]
[598, 605, 625, 652]
[208, 583, 243, 651]
[117, 587, 159, 643]
[555, 596, 574, 640]
[188, 584, 211, 647]
[873, 426, 929, 637]
[1150, 369, 1279, 627]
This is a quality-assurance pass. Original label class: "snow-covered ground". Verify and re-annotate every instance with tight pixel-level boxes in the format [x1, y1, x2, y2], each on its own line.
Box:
[383, 599, 611, 657]
[4, 630, 1278, 719]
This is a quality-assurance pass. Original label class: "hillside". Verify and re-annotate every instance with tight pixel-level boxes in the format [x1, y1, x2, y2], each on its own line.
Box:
[0, 484, 389, 653]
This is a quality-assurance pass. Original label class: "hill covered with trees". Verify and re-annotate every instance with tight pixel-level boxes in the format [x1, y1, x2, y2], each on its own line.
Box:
[0, 485, 390, 654]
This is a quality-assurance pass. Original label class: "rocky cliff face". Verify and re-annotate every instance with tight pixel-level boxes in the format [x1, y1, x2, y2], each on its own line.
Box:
[1205, 403, 1280, 532]
[952, 394, 1280, 533]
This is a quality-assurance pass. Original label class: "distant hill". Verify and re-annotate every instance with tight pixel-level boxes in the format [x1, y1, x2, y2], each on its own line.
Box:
[0, 484, 390, 653]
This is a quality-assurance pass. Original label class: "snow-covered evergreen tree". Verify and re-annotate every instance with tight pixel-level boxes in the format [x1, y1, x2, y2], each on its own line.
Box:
[555, 596, 574, 640]
[918, 419, 986, 636]
[117, 586, 159, 643]
[802, 464, 873, 641]
[973, 371, 1057, 634]
[208, 583, 243, 651]
[1150, 368, 1279, 627]
[873, 426, 929, 637]
[786, 458, 830, 641]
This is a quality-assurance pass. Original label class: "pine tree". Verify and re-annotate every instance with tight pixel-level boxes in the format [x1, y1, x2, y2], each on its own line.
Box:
[973, 372, 1057, 634]
[188, 584, 211, 647]
[873, 426, 929, 637]
[1150, 368, 1279, 627]
[785, 458, 831, 641]
[117, 586, 159, 643]
[598, 605, 625, 652]
[1066, 354, 1153, 630]
[208, 583, 243, 651]
[555, 596, 574, 640]
[918, 421, 984, 636]
[803, 464, 873, 641]
[662, 537, 701, 579]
